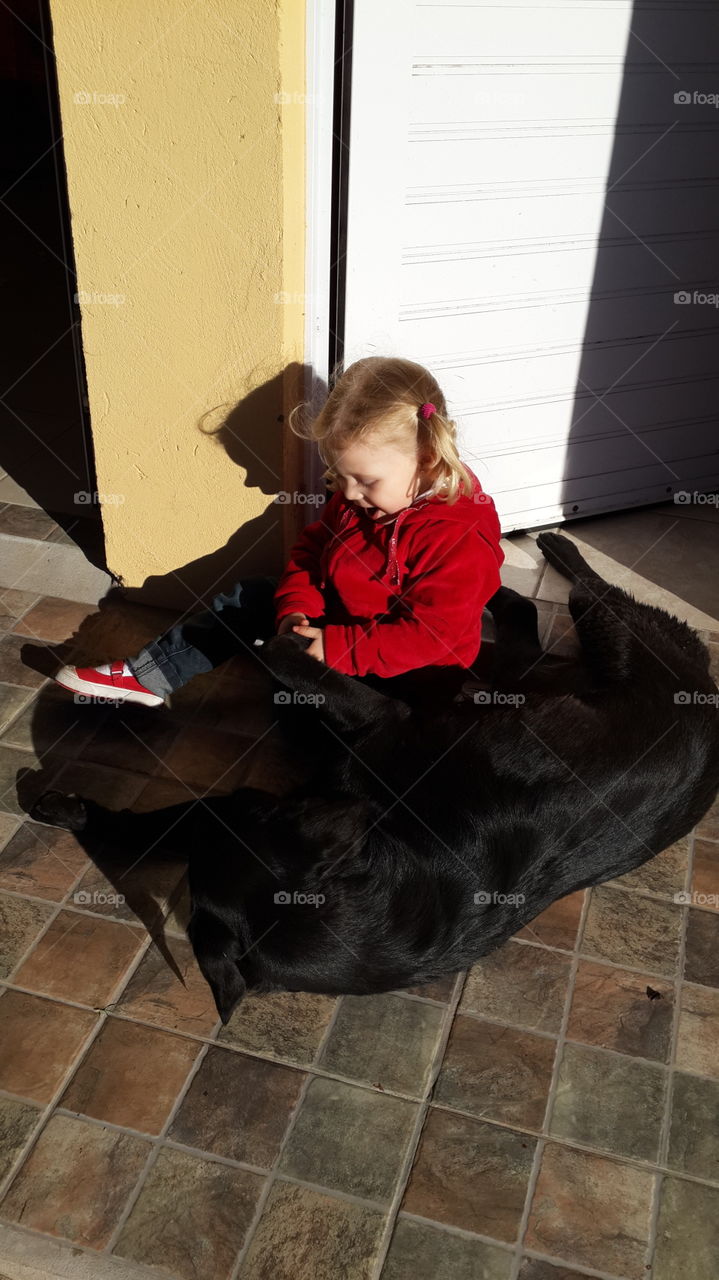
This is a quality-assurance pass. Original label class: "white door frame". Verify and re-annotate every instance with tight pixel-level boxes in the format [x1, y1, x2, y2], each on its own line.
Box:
[302, 0, 342, 503]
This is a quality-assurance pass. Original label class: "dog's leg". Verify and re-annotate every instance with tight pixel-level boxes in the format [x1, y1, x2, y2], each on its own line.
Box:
[483, 586, 547, 689]
[261, 634, 410, 734]
[537, 532, 635, 686]
[29, 789, 197, 857]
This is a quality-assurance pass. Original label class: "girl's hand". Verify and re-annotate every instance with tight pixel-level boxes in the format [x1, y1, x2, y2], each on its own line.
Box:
[293, 623, 325, 663]
[277, 613, 308, 636]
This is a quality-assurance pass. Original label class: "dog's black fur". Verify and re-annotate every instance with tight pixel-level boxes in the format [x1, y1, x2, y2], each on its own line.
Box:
[30, 534, 719, 1024]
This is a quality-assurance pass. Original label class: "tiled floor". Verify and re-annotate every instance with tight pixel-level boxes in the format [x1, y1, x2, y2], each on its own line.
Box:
[0, 501, 718, 1280]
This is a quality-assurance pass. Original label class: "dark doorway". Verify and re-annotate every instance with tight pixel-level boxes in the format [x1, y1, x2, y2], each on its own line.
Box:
[0, 0, 105, 569]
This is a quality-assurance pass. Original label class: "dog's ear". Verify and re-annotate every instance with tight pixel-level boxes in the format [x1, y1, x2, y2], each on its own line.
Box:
[187, 908, 247, 1025]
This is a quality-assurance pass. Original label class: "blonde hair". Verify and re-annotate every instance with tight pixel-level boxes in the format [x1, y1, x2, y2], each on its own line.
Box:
[288, 356, 474, 504]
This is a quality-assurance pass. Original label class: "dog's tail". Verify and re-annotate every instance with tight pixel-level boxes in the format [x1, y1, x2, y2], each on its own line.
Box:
[536, 531, 712, 688]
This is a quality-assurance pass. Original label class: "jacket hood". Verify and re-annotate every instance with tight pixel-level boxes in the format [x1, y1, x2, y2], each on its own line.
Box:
[334, 466, 502, 587]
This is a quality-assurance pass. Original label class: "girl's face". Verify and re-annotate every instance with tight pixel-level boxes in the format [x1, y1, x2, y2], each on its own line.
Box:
[330, 438, 428, 519]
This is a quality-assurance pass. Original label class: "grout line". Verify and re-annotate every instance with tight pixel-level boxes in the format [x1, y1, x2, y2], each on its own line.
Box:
[0, 994, 111, 1206]
[509, 890, 592, 1278]
[227, 1036, 341, 1276]
[368, 970, 468, 1280]
[102, 1030, 219, 1256]
[643, 826, 695, 1270]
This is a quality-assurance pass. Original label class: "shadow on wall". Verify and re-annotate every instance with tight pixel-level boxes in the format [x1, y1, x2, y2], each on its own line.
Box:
[559, 3, 719, 562]
[116, 362, 322, 613]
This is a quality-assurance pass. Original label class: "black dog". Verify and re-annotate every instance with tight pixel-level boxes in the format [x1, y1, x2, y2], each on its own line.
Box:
[30, 533, 719, 1024]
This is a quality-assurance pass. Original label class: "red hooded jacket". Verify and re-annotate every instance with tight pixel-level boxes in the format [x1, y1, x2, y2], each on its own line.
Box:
[273, 467, 504, 678]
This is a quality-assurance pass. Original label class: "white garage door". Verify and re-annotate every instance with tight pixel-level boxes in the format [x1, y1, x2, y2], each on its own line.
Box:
[341, 0, 719, 531]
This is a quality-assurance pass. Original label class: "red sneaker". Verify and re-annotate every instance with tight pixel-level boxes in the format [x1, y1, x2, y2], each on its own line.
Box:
[53, 660, 165, 707]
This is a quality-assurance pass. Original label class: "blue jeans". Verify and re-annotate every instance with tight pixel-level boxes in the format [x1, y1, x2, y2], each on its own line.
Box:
[127, 575, 468, 709]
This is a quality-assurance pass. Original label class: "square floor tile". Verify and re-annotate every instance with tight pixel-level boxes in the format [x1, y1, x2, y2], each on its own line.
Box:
[611, 837, 689, 899]
[0, 820, 88, 900]
[0, 637, 48, 689]
[0, 891, 54, 977]
[241, 1181, 385, 1280]
[318, 994, 445, 1096]
[525, 1143, 654, 1278]
[549, 1042, 666, 1161]
[667, 1071, 719, 1182]
[383, 1217, 512, 1280]
[49, 759, 150, 809]
[279, 1076, 417, 1203]
[581, 885, 683, 976]
[400, 974, 457, 1001]
[653, 1176, 719, 1280]
[0, 685, 108, 760]
[684, 908, 719, 988]
[60, 1017, 200, 1134]
[0, 685, 33, 735]
[459, 942, 571, 1034]
[218, 989, 336, 1066]
[518, 1260, 599, 1279]
[0, 811, 20, 852]
[0, 1113, 149, 1248]
[0, 507, 57, 540]
[168, 1045, 305, 1166]
[516, 892, 585, 952]
[115, 937, 219, 1036]
[691, 840, 719, 911]
[77, 710, 180, 777]
[676, 983, 719, 1079]
[113, 1145, 263, 1278]
[433, 1015, 555, 1131]
[566, 959, 674, 1061]
[0, 589, 41, 630]
[12, 909, 145, 1006]
[156, 728, 257, 792]
[13, 597, 98, 643]
[0, 744, 61, 815]
[696, 795, 719, 841]
[0, 989, 97, 1102]
[69, 853, 185, 927]
[0, 1094, 41, 1182]
[403, 1109, 535, 1240]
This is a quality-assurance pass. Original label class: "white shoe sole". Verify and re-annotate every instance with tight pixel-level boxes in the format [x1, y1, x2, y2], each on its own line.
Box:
[53, 666, 164, 707]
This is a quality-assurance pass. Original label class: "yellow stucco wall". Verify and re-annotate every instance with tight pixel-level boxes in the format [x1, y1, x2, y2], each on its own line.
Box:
[47, 0, 306, 608]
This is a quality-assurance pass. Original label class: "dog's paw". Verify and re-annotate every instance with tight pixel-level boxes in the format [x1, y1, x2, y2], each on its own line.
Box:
[29, 790, 88, 831]
[536, 532, 586, 580]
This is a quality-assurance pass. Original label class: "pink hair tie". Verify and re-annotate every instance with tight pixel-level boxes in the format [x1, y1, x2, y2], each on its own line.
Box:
[419, 402, 436, 419]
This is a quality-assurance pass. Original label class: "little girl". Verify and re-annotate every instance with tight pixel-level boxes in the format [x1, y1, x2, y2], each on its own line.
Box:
[54, 356, 505, 710]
